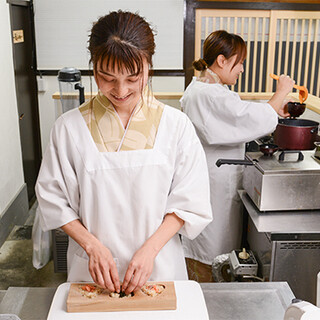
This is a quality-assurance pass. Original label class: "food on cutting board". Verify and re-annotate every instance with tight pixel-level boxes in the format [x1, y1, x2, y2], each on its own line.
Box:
[78, 283, 165, 299]
[109, 286, 134, 298]
[67, 282, 176, 312]
[78, 284, 103, 298]
[141, 284, 165, 297]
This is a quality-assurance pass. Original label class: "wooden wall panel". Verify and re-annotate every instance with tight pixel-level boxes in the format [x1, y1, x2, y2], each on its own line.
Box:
[195, 9, 320, 96]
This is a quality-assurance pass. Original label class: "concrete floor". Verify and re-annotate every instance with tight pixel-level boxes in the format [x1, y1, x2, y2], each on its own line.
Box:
[0, 202, 67, 290]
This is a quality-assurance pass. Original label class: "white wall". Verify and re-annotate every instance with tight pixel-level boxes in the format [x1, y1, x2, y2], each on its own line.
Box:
[0, 3, 25, 214]
[33, 0, 184, 69]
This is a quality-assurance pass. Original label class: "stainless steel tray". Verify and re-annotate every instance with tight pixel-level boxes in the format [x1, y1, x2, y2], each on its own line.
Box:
[200, 282, 294, 320]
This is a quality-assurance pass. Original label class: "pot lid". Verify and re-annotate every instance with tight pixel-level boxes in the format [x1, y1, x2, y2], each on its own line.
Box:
[246, 150, 320, 174]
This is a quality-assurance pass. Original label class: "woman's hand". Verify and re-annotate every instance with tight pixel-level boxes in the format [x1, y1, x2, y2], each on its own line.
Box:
[277, 99, 291, 118]
[268, 75, 295, 114]
[61, 219, 120, 293]
[86, 241, 121, 293]
[121, 212, 184, 295]
[121, 243, 156, 295]
[276, 74, 295, 96]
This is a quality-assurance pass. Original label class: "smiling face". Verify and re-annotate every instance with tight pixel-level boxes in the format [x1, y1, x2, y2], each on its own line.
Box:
[219, 54, 244, 86]
[94, 58, 149, 110]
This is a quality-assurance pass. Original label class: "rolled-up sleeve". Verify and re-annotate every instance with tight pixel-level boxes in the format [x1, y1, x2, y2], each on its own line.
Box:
[165, 116, 212, 239]
[202, 90, 278, 145]
[35, 117, 80, 231]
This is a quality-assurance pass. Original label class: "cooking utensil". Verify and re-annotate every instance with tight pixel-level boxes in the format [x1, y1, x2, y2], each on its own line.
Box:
[217, 150, 320, 211]
[270, 74, 308, 103]
[216, 150, 303, 168]
[286, 101, 306, 118]
[216, 158, 254, 167]
[259, 143, 279, 156]
[274, 118, 319, 150]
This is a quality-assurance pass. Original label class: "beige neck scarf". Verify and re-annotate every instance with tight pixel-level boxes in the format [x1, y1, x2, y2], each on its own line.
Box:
[198, 68, 222, 84]
[79, 86, 164, 152]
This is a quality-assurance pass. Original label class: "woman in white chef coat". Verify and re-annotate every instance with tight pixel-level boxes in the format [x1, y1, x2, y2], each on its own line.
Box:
[35, 11, 212, 294]
[181, 30, 294, 281]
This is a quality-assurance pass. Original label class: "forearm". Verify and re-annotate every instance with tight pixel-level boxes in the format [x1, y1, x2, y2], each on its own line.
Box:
[268, 75, 295, 114]
[142, 213, 184, 258]
[61, 219, 100, 255]
[268, 91, 288, 113]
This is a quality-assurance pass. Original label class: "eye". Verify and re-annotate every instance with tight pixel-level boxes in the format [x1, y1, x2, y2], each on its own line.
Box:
[128, 77, 139, 83]
[102, 76, 115, 82]
[98, 72, 114, 82]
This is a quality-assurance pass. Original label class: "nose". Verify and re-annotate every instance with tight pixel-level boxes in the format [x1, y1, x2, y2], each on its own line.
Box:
[113, 81, 128, 97]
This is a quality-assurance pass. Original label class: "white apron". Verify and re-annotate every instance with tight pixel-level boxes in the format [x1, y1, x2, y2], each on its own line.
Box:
[181, 78, 278, 263]
[36, 105, 212, 281]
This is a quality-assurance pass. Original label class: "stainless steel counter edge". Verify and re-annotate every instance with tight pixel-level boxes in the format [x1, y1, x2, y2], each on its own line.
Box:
[238, 190, 320, 234]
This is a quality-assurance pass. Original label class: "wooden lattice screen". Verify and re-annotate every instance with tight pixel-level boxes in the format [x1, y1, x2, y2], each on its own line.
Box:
[195, 9, 320, 96]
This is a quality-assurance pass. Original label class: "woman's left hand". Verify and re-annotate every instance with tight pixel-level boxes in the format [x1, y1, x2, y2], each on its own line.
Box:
[121, 244, 156, 295]
[121, 212, 184, 295]
[278, 99, 291, 118]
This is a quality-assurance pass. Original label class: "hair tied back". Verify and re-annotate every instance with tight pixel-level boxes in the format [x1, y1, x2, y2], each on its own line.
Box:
[192, 58, 208, 71]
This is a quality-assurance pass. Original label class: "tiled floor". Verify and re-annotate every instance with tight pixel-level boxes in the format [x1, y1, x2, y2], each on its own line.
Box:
[0, 202, 67, 290]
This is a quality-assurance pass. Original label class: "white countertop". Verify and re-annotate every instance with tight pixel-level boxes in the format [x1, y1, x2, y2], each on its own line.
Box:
[0, 281, 295, 320]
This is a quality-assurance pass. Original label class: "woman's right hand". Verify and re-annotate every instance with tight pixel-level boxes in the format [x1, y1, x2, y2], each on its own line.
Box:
[276, 74, 295, 96]
[268, 74, 295, 114]
[86, 241, 121, 293]
[61, 219, 120, 293]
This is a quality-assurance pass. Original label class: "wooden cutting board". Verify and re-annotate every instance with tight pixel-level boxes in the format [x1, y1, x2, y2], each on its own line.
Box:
[67, 281, 176, 312]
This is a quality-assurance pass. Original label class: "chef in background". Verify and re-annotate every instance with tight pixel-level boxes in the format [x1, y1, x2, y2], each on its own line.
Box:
[181, 30, 294, 282]
[35, 10, 212, 294]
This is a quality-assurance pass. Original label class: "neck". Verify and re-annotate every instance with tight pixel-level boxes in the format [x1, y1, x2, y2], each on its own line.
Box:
[202, 68, 222, 84]
[114, 104, 137, 129]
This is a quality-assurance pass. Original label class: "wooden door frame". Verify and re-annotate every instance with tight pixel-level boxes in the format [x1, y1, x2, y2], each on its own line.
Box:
[184, 0, 320, 88]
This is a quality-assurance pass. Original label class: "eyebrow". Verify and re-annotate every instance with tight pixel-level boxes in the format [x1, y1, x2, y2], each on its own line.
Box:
[98, 69, 140, 77]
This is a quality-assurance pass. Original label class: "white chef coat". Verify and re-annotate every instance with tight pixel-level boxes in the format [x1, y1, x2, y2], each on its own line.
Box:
[181, 78, 278, 264]
[35, 105, 212, 281]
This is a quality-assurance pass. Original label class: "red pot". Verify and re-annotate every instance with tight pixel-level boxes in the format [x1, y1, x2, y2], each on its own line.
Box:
[274, 119, 319, 150]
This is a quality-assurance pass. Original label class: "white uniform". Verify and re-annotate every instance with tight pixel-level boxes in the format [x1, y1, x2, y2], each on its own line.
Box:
[181, 78, 278, 264]
[36, 105, 212, 281]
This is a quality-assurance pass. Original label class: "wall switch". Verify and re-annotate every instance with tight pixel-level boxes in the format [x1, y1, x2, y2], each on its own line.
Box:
[37, 77, 47, 92]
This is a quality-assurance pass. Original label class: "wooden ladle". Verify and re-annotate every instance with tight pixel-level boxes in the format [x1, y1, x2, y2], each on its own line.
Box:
[270, 74, 308, 104]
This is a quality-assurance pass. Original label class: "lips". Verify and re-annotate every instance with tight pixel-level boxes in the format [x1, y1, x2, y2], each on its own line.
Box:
[111, 93, 132, 102]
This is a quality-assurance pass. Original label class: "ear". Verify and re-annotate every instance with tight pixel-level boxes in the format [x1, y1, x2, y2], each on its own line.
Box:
[216, 54, 227, 68]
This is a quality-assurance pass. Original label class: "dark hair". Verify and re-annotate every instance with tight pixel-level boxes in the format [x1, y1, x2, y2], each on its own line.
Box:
[88, 10, 155, 75]
[193, 30, 247, 71]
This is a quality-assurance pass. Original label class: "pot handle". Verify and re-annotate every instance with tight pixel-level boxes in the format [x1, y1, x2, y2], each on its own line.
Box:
[311, 127, 318, 134]
[216, 159, 254, 167]
[278, 150, 304, 162]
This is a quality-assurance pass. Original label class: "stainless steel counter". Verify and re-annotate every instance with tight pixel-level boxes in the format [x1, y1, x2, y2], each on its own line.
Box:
[200, 282, 294, 320]
[239, 190, 320, 304]
[0, 282, 294, 320]
[0, 287, 56, 320]
[239, 190, 320, 233]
